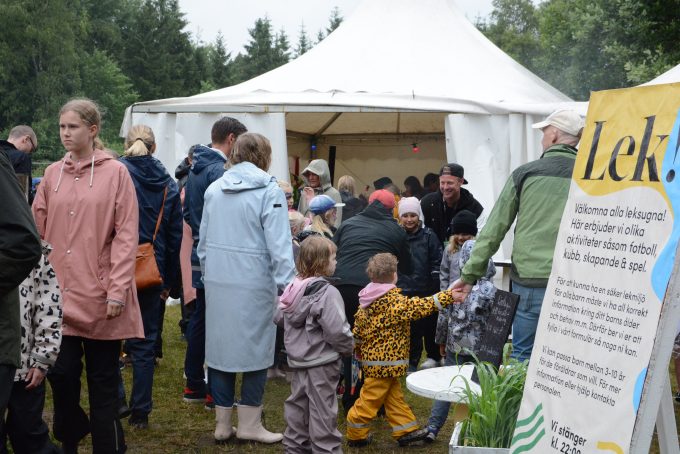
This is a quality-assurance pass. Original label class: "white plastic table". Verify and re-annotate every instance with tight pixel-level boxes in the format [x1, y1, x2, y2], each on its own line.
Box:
[405, 365, 481, 403]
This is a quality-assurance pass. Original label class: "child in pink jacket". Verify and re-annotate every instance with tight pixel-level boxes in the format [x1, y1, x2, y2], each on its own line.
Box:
[274, 236, 354, 453]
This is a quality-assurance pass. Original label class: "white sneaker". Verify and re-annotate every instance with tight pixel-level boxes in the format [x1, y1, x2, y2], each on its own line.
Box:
[419, 358, 438, 370]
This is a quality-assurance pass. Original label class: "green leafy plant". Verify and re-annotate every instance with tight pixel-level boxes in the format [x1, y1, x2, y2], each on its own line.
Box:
[453, 353, 528, 448]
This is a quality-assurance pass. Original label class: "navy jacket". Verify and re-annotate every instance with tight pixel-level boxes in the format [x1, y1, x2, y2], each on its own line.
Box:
[397, 225, 443, 296]
[183, 146, 227, 288]
[120, 156, 183, 290]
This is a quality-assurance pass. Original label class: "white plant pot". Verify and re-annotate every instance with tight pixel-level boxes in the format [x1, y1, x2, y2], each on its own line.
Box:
[449, 421, 511, 454]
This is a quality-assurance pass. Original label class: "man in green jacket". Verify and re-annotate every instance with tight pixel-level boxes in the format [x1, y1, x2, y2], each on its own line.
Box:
[452, 110, 584, 362]
[0, 146, 42, 415]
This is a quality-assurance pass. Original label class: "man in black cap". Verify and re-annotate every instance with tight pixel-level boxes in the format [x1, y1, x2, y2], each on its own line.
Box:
[420, 163, 483, 245]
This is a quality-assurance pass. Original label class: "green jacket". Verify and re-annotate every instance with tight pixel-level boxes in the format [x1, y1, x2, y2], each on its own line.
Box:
[461, 144, 577, 288]
[0, 149, 41, 367]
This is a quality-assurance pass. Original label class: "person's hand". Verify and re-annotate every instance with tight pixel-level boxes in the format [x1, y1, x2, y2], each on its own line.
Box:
[439, 344, 446, 357]
[303, 187, 315, 202]
[160, 289, 170, 301]
[25, 367, 46, 390]
[449, 279, 472, 302]
[106, 301, 123, 319]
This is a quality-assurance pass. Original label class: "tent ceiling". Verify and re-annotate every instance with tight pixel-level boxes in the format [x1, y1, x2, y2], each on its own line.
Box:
[285, 111, 448, 136]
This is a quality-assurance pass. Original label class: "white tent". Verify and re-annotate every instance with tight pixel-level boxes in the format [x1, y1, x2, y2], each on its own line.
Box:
[122, 0, 575, 251]
[641, 63, 680, 86]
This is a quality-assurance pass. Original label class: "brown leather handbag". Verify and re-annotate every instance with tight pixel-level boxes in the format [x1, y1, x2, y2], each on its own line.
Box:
[135, 187, 167, 289]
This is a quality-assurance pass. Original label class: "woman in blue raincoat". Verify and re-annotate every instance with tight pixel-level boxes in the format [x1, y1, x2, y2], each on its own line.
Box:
[198, 132, 295, 444]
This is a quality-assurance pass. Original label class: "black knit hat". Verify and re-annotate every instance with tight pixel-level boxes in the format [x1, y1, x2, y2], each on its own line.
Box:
[450, 210, 478, 235]
[373, 176, 393, 190]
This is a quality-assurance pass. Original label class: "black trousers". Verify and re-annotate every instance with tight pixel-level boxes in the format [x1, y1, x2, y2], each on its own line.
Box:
[336, 284, 363, 413]
[0, 381, 59, 454]
[48, 336, 126, 453]
[409, 312, 441, 370]
[0, 366, 14, 417]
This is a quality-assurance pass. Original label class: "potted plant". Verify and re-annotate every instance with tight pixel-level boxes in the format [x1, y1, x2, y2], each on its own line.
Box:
[449, 356, 528, 454]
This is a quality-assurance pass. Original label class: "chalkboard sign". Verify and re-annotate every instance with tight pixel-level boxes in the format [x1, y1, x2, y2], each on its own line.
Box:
[471, 289, 520, 383]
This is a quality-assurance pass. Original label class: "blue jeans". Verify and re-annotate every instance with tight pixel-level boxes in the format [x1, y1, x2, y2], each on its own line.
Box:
[184, 288, 207, 393]
[208, 368, 267, 408]
[510, 282, 546, 363]
[124, 288, 162, 417]
[427, 352, 474, 432]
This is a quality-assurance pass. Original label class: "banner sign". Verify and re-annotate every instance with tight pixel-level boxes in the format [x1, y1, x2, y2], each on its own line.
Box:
[510, 83, 680, 454]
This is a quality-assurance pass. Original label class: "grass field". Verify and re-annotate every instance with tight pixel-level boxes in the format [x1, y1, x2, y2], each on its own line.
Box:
[40, 303, 670, 453]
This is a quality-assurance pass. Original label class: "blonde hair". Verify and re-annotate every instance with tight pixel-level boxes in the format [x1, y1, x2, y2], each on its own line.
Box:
[297, 236, 337, 278]
[366, 253, 398, 283]
[288, 211, 305, 235]
[309, 211, 335, 237]
[338, 175, 356, 196]
[124, 125, 155, 157]
[230, 132, 271, 171]
[447, 233, 476, 253]
[60, 98, 102, 151]
[278, 180, 293, 193]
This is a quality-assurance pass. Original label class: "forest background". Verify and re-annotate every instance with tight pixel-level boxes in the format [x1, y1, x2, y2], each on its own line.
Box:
[2, 0, 680, 167]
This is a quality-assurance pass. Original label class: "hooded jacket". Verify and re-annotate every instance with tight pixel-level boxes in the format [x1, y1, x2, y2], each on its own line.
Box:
[184, 145, 227, 288]
[397, 225, 442, 295]
[32, 149, 144, 340]
[333, 201, 412, 287]
[436, 240, 496, 355]
[420, 188, 484, 244]
[353, 287, 454, 378]
[0, 148, 41, 367]
[199, 161, 295, 371]
[120, 155, 183, 290]
[297, 159, 343, 227]
[274, 277, 353, 368]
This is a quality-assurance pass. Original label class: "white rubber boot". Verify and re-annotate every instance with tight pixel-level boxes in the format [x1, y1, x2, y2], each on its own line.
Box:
[236, 405, 283, 443]
[214, 406, 236, 443]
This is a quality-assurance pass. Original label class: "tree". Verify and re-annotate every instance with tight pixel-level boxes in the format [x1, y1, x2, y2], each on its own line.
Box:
[210, 31, 232, 87]
[326, 6, 343, 35]
[231, 17, 289, 84]
[294, 22, 312, 58]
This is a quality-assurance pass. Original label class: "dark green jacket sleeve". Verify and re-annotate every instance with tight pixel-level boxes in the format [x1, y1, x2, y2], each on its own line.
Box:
[0, 150, 41, 295]
[461, 175, 518, 284]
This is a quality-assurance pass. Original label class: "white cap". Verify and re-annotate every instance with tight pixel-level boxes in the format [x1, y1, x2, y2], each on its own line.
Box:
[532, 110, 585, 137]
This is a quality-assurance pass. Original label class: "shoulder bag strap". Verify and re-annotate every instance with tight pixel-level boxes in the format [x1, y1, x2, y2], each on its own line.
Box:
[152, 186, 168, 244]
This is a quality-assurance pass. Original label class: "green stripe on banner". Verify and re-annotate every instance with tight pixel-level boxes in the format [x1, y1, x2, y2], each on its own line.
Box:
[514, 403, 543, 428]
[511, 429, 546, 454]
[511, 416, 544, 446]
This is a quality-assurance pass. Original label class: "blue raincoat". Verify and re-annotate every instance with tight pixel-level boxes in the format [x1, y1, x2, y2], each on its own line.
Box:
[198, 161, 295, 372]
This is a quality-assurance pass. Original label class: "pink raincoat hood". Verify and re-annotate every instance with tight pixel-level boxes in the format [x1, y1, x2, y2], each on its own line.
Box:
[279, 276, 316, 312]
[358, 282, 396, 308]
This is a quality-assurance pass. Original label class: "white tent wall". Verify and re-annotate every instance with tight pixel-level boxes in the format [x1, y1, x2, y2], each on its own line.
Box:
[446, 112, 545, 260]
[287, 137, 446, 192]
[126, 112, 290, 181]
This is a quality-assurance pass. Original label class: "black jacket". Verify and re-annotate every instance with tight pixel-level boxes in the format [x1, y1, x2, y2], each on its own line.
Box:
[397, 225, 443, 295]
[420, 188, 484, 244]
[174, 157, 191, 191]
[0, 148, 41, 367]
[333, 201, 412, 287]
[0, 140, 32, 203]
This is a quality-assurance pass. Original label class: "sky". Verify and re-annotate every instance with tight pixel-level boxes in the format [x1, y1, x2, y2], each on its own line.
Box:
[177, 0, 495, 54]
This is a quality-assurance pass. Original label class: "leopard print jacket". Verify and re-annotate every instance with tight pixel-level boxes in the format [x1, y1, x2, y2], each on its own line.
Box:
[353, 288, 453, 378]
[15, 241, 63, 382]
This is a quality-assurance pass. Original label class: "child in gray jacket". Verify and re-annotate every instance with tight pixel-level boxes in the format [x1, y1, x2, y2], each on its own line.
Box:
[275, 236, 354, 454]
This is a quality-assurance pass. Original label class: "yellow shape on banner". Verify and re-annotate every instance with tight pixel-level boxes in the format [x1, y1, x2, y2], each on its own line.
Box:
[574, 83, 680, 206]
[596, 441, 624, 454]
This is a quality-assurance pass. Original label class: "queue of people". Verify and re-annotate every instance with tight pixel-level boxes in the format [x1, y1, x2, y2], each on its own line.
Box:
[0, 103, 588, 453]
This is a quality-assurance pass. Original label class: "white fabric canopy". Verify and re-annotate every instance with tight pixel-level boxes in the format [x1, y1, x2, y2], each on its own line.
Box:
[641, 63, 680, 86]
[122, 0, 579, 262]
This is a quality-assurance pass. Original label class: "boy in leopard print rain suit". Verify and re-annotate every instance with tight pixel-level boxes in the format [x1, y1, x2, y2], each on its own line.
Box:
[346, 253, 463, 447]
